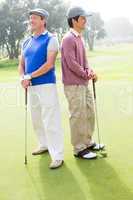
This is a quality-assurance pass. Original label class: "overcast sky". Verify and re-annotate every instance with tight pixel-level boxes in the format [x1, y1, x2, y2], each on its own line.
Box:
[0, 0, 132, 23]
[70, 0, 133, 23]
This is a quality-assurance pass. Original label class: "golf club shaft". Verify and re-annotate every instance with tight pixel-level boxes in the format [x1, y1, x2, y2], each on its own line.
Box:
[92, 79, 101, 147]
[24, 88, 28, 164]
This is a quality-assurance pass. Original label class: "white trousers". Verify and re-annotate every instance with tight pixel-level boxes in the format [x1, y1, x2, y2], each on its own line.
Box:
[28, 84, 64, 161]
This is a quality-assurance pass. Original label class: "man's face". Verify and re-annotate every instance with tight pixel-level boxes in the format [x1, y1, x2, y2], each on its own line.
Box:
[73, 16, 87, 30]
[29, 14, 45, 32]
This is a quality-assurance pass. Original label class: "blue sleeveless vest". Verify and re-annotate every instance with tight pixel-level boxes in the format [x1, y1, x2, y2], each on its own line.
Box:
[22, 32, 56, 86]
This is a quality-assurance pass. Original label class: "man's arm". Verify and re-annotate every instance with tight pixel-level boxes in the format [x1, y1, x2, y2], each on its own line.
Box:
[62, 37, 88, 80]
[31, 51, 57, 78]
[18, 54, 31, 89]
[18, 54, 25, 76]
[24, 35, 58, 79]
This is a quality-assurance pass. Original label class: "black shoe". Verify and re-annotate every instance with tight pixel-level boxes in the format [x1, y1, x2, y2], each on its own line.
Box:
[88, 143, 105, 151]
[74, 148, 97, 159]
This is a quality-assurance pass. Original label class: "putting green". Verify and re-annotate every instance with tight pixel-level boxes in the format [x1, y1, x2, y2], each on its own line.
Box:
[0, 80, 133, 200]
[0, 44, 133, 200]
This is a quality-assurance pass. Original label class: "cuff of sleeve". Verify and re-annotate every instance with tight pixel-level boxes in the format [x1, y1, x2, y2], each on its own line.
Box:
[20, 74, 32, 81]
[24, 74, 32, 80]
[81, 72, 88, 80]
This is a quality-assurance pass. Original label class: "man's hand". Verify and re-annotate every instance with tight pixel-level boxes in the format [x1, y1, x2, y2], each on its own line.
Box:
[92, 73, 98, 82]
[20, 74, 32, 89]
[21, 79, 31, 89]
[87, 69, 98, 82]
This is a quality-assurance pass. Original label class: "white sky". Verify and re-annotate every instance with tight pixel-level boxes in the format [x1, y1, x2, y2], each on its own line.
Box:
[70, 0, 133, 23]
[0, 0, 132, 23]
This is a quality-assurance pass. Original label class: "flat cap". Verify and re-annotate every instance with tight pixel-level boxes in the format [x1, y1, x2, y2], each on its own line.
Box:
[66, 6, 92, 19]
[29, 8, 49, 20]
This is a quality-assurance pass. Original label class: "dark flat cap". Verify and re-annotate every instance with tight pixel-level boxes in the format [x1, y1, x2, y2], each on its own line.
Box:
[67, 6, 92, 19]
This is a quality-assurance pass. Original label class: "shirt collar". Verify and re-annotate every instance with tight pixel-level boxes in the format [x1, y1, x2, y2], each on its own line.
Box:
[70, 28, 81, 37]
[32, 30, 48, 38]
[41, 30, 48, 35]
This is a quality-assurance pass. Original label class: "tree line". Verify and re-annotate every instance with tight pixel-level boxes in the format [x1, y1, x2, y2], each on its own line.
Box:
[0, 0, 105, 59]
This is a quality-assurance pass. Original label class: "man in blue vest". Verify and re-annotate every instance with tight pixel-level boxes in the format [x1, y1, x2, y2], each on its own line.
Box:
[18, 9, 64, 169]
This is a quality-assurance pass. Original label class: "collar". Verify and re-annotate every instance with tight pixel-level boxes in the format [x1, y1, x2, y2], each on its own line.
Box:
[70, 28, 82, 37]
[41, 30, 48, 35]
[32, 30, 48, 38]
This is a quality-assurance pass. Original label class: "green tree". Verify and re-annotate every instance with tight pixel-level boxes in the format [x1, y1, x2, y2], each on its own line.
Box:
[85, 12, 106, 51]
[0, 0, 69, 59]
[37, 0, 69, 40]
[0, 0, 28, 59]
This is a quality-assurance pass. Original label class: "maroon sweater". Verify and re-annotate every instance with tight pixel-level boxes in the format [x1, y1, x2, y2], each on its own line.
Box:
[61, 31, 91, 85]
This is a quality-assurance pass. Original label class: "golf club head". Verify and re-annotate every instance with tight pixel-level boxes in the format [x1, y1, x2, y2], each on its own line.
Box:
[100, 151, 108, 158]
[24, 156, 27, 165]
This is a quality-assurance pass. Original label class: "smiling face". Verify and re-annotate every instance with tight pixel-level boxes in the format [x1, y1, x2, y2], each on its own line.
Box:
[72, 16, 87, 31]
[29, 14, 46, 32]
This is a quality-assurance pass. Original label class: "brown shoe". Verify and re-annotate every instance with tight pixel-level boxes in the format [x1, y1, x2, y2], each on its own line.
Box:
[32, 147, 48, 155]
[49, 160, 64, 169]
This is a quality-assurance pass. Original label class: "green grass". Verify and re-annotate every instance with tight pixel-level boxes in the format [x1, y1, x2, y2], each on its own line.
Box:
[87, 43, 133, 80]
[0, 44, 133, 200]
[0, 81, 133, 200]
[1, 43, 133, 82]
[0, 59, 18, 82]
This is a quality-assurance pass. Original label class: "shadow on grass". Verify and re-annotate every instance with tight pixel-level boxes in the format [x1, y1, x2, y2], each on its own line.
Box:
[75, 158, 133, 200]
[38, 156, 86, 200]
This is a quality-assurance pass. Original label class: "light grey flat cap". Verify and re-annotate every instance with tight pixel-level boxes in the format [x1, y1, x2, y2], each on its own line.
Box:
[29, 8, 49, 20]
[66, 6, 92, 19]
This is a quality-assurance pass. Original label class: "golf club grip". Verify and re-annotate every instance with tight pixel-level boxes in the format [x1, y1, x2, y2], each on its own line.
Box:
[92, 79, 96, 99]
[25, 88, 28, 106]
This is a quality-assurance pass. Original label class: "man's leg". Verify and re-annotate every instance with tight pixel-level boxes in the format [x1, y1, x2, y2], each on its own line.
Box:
[29, 86, 48, 151]
[64, 85, 96, 158]
[86, 86, 95, 144]
[40, 84, 64, 163]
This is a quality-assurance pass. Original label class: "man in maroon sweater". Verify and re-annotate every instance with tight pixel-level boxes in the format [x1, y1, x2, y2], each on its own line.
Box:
[61, 6, 104, 159]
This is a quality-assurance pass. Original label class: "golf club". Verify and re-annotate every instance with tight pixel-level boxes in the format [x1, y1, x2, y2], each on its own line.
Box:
[24, 88, 28, 164]
[92, 79, 107, 158]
